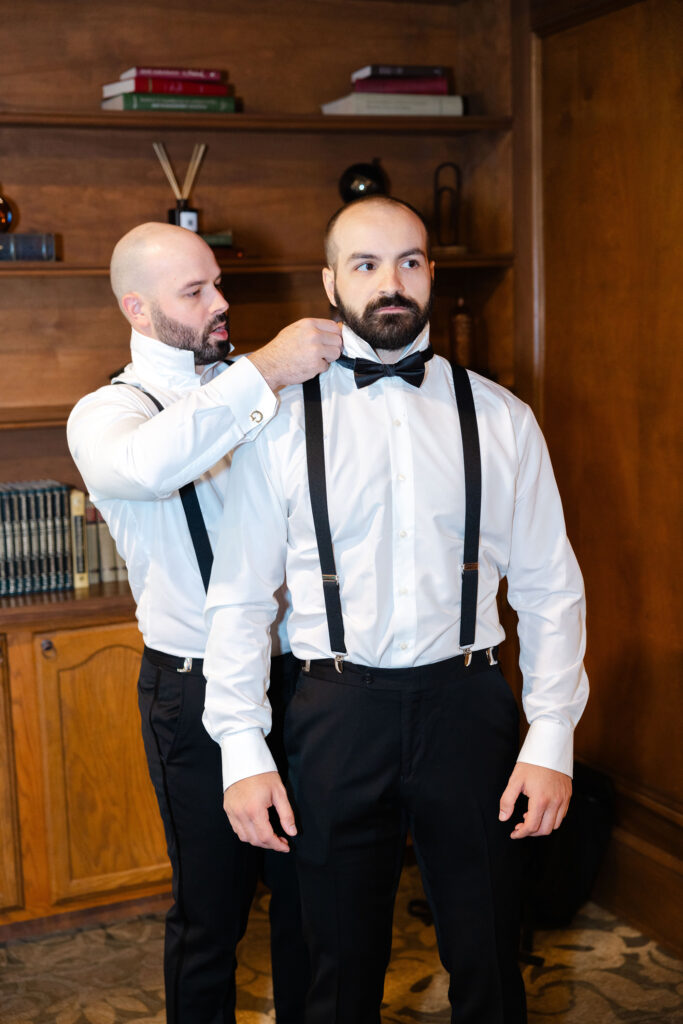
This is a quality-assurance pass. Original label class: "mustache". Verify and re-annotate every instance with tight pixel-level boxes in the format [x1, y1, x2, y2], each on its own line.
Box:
[208, 314, 228, 331]
[366, 294, 420, 314]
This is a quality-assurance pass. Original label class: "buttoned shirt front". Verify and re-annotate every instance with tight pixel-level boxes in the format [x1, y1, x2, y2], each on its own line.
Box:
[203, 325, 589, 790]
[67, 329, 286, 657]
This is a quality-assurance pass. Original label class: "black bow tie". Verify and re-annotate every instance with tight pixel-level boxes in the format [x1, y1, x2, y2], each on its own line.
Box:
[337, 344, 434, 389]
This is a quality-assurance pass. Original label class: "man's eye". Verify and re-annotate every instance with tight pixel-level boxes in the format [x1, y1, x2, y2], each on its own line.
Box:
[356, 262, 374, 272]
[187, 289, 201, 297]
[401, 258, 420, 269]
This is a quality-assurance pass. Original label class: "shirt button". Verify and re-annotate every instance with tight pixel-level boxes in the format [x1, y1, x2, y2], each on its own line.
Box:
[400, 642, 408, 650]
[398, 587, 408, 595]
[399, 530, 407, 538]
[397, 473, 406, 482]
[394, 418, 402, 426]
[250, 409, 263, 423]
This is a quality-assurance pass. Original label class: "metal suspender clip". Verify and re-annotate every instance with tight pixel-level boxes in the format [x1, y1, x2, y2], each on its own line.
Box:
[334, 654, 345, 673]
[462, 648, 473, 667]
[177, 657, 193, 673]
[322, 573, 339, 584]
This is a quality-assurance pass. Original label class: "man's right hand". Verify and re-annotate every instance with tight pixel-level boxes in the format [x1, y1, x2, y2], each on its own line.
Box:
[247, 318, 343, 391]
[223, 770, 296, 853]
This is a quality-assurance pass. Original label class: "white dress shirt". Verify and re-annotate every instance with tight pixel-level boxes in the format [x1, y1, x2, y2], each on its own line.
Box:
[203, 325, 589, 790]
[67, 329, 288, 657]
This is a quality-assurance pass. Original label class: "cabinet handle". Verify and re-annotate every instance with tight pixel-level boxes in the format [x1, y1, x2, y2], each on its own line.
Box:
[41, 638, 56, 659]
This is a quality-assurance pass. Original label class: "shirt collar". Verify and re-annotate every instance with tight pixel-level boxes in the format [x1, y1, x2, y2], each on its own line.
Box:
[129, 329, 232, 389]
[340, 323, 431, 363]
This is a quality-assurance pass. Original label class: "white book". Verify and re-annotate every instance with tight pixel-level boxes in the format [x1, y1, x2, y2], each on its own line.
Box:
[321, 92, 464, 117]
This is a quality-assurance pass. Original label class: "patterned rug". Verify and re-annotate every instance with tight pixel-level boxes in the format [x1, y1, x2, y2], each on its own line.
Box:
[2, 862, 682, 1023]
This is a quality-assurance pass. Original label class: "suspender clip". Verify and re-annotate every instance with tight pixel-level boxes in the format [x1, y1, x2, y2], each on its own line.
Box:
[462, 649, 473, 667]
[322, 573, 339, 584]
[177, 657, 193, 673]
[486, 647, 498, 666]
[334, 654, 345, 674]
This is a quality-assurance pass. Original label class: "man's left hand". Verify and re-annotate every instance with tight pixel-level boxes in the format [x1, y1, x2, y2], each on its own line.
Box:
[498, 762, 572, 839]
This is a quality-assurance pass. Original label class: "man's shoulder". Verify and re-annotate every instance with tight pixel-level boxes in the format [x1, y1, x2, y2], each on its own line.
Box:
[432, 356, 531, 418]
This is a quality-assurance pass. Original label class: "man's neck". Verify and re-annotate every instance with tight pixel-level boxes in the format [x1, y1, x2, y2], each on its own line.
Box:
[374, 347, 407, 365]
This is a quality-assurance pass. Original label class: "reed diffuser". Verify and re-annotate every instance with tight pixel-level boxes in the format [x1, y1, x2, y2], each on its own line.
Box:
[153, 142, 207, 231]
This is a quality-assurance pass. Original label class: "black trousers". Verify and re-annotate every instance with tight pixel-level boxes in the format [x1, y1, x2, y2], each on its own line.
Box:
[138, 649, 309, 1024]
[283, 652, 528, 1024]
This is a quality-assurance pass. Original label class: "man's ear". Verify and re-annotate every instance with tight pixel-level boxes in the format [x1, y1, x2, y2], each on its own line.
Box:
[322, 267, 337, 307]
[121, 291, 152, 330]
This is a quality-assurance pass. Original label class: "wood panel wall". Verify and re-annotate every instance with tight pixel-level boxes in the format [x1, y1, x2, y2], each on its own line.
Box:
[0, 0, 513, 485]
[539, 0, 683, 954]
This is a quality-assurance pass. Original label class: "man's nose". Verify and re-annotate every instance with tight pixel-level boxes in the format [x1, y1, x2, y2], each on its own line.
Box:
[377, 265, 403, 295]
[211, 285, 229, 313]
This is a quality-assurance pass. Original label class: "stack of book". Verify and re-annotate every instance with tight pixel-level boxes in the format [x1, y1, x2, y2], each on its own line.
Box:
[101, 65, 236, 113]
[322, 64, 464, 117]
[0, 482, 126, 597]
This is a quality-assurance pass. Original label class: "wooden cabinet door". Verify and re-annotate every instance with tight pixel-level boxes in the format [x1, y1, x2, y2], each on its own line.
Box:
[34, 622, 170, 905]
[0, 635, 22, 912]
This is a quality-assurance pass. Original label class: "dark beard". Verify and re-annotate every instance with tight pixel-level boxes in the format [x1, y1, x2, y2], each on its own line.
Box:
[334, 286, 432, 352]
[150, 304, 230, 365]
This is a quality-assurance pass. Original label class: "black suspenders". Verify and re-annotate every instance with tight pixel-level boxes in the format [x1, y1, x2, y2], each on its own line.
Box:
[113, 382, 214, 592]
[302, 362, 482, 668]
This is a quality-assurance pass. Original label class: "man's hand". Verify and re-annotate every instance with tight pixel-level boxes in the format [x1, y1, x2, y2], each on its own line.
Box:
[248, 318, 343, 391]
[499, 762, 572, 839]
[223, 771, 296, 853]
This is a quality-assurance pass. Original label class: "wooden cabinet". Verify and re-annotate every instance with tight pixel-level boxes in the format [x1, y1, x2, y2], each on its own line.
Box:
[0, 588, 171, 934]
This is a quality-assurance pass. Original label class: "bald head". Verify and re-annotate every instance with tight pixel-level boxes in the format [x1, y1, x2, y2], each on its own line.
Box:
[110, 222, 214, 314]
[324, 195, 430, 269]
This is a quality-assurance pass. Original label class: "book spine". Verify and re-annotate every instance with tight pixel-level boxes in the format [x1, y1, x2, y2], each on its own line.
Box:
[127, 77, 229, 96]
[0, 233, 56, 261]
[15, 487, 33, 594]
[96, 510, 118, 584]
[51, 488, 64, 589]
[0, 488, 6, 597]
[45, 484, 58, 591]
[351, 64, 448, 82]
[85, 499, 101, 585]
[122, 66, 225, 82]
[60, 486, 73, 589]
[0, 488, 13, 597]
[8, 489, 24, 595]
[103, 93, 236, 112]
[69, 489, 89, 590]
[35, 486, 49, 592]
[353, 76, 450, 95]
[26, 487, 41, 592]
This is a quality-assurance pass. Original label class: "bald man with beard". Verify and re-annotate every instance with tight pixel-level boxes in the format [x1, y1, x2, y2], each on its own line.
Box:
[67, 222, 342, 1024]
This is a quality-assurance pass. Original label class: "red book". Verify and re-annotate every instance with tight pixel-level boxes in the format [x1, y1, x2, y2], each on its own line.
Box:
[353, 75, 450, 95]
[102, 77, 231, 99]
[119, 65, 225, 82]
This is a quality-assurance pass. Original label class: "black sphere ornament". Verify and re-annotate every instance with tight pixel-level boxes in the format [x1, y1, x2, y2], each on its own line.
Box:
[0, 192, 14, 232]
[338, 158, 388, 203]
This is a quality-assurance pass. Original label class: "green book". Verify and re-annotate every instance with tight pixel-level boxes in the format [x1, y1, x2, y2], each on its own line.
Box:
[101, 93, 236, 113]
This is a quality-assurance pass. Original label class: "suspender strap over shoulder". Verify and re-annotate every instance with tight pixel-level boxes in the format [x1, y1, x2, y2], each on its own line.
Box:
[302, 375, 347, 660]
[113, 381, 214, 592]
[450, 364, 482, 652]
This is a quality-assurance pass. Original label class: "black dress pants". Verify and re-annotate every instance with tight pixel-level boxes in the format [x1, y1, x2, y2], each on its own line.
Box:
[138, 649, 309, 1024]
[283, 652, 528, 1024]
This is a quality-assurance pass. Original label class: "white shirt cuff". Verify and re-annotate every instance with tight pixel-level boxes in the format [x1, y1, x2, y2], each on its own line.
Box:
[220, 728, 277, 792]
[517, 719, 574, 778]
[210, 355, 278, 435]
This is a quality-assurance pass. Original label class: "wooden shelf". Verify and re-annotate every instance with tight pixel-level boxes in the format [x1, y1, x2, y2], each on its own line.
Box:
[0, 254, 514, 278]
[0, 580, 135, 627]
[0, 110, 512, 135]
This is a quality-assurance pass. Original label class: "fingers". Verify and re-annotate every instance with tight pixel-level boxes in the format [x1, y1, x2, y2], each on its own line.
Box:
[223, 772, 292, 853]
[498, 777, 522, 822]
[272, 787, 297, 837]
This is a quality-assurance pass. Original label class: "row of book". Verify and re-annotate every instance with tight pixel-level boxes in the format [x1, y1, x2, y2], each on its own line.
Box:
[0, 482, 126, 598]
[322, 63, 465, 117]
[101, 65, 237, 113]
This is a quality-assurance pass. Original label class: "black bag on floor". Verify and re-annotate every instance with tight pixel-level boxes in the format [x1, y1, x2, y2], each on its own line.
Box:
[522, 760, 615, 930]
